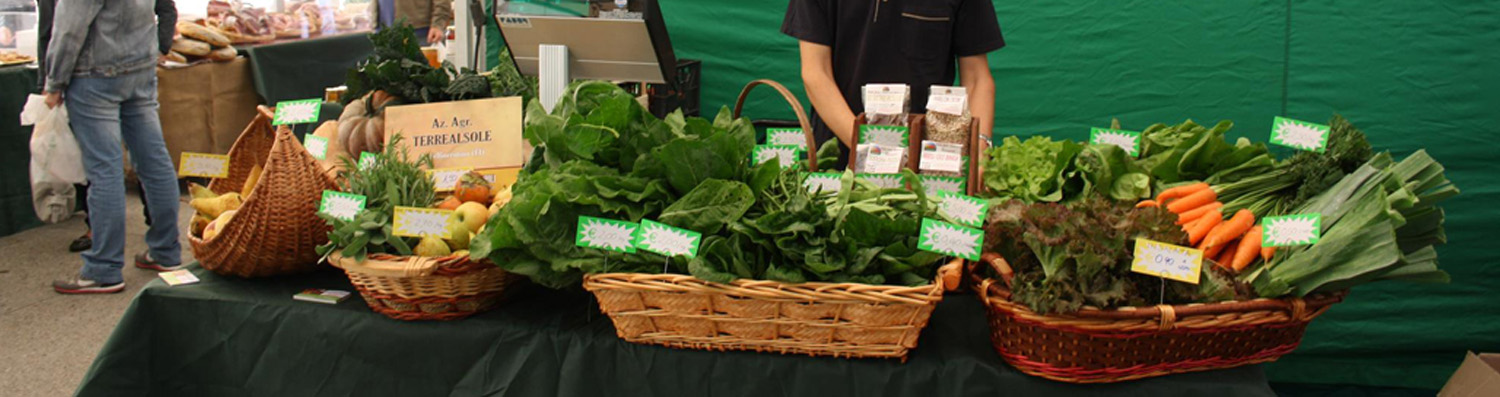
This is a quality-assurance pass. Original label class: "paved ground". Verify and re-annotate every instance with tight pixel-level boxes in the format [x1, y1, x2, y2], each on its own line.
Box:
[0, 189, 194, 397]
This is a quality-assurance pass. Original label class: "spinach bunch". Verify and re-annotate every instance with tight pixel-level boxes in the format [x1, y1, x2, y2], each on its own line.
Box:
[474, 81, 949, 288]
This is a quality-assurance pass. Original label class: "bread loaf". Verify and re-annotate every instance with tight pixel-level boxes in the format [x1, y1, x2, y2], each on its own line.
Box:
[171, 39, 212, 56]
[178, 22, 230, 48]
[164, 51, 187, 64]
[207, 46, 238, 61]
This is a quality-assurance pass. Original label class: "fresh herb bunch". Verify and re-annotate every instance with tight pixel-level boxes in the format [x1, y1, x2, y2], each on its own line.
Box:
[316, 135, 436, 262]
[345, 23, 492, 104]
[984, 197, 1238, 314]
[1214, 115, 1373, 216]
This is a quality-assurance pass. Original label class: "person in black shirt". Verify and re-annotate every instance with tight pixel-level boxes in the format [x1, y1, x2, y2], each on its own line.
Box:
[782, 0, 1005, 167]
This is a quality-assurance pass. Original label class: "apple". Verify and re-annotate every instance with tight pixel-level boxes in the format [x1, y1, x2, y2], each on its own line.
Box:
[488, 201, 501, 218]
[445, 221, 470, 250]
[453, 201, 488, 233]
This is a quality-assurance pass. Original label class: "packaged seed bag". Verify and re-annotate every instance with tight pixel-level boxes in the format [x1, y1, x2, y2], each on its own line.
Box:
[856, 84, 911, 174]
[921, 86, 972, 181]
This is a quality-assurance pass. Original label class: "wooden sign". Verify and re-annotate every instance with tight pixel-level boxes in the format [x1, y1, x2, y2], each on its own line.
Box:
[383, 97, 525, 171]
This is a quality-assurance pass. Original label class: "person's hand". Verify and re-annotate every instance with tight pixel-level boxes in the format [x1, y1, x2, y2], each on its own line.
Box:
[426, 26, 446, 44]
[44, 91, 63, 109]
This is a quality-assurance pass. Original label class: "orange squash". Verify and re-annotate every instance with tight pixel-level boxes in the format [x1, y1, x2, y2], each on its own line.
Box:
[337, 91, 400, 156]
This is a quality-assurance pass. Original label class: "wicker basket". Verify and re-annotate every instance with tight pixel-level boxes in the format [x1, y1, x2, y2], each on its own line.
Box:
[585, 259, 962, 359]
[189, 106, 340, 277]
[974, 253, 1345, 383]
[328, 252, 518, 321]
[582, 80, 960, 360]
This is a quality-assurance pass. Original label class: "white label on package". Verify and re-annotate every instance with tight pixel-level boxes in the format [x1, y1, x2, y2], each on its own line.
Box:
[927, 86, 968, 115]
[863, 84, 909, 115]
[859, 144, 904, 174]
[919, 141, 965, 173]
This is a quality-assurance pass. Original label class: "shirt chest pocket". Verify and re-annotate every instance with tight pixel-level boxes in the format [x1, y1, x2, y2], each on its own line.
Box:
[899, 5, 954, 63]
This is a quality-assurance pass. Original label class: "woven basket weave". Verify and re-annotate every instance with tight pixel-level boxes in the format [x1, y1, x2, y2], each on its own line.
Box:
[585, 259, 961, 359]
[189, 106, 339, 277]
[329, 252, 518, 321]
[975, 253, 1344, 383]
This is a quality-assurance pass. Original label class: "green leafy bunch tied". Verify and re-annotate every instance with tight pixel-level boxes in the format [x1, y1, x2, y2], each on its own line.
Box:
[983, 197, 1237, 314]
[345, 22, 492, 105]
[316, 134, 436, 262]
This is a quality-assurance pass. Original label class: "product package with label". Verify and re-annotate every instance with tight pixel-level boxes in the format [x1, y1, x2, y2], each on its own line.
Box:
[919, 86, 973, 194]
[855, 84, 912, 174]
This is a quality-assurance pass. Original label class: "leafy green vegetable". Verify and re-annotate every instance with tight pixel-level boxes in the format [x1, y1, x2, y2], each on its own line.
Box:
[487, 46, 539, 104]
[1213, 115, 1373, 216]
[981, 136, 1082, 203]
[479, 81, 947, 288]
[345, 23, 493, 105]
[1248, 149, 1455, 297]
[983, 197, 1238, 314]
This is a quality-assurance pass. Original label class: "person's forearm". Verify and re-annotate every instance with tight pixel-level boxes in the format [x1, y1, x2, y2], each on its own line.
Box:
[156, 0, 178, 55]
[803, 69, 855, 146]
[965, 76, 995, 139]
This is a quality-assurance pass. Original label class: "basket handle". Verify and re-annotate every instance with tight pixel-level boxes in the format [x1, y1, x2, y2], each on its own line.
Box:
[733, 79, 819, 172]
[936, 258, 964, 292]
[257, 105, 275, 120]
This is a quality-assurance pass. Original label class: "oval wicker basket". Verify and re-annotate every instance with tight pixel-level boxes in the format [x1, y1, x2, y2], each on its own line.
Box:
[975, 253, 1345, 383]
[585, 259, 962, 360]
[328, 252, 518, 321]
[189, 106, 340, 277]
[582, 80, 962, 360]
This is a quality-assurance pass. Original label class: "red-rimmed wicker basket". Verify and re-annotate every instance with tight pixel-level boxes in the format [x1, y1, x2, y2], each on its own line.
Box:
[975, 253, 1345, 383]
[328, 252, 519, 321]
[189, 106, 339, 277]
[581, 80, 961, 360]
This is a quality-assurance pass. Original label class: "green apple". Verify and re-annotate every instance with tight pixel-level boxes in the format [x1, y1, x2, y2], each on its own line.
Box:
[454, 201, 488, 233]
[414, 236, 452, 257]
[446, 221, 470, 250]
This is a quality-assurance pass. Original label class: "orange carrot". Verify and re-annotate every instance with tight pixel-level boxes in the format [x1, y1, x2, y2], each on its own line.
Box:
[1167, 187, 1219, 213]
[1155, 182, 1209, 205]
[1201, 209, 1255, 256]
[1232, 226, 1263, 271]
[1214, 238, 1240, 269]
[1261, 245, 1276, 261]
[1136, 200, 1159, 208]
[1187, 208, 1222, 246]
[1175, 202, 1224, 225]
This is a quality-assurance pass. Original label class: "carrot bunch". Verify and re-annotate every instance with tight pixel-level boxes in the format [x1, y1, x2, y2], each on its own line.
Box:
[1139, 183, 1275, 272]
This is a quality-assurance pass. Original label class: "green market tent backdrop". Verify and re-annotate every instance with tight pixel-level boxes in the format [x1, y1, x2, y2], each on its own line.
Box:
[488, 0, 1500, 390]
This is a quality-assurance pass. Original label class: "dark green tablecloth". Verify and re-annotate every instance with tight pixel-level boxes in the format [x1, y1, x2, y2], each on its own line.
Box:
[0, 66, 41, 237]
[244, 34, 373, 105]
[76, 264, 1274, 396]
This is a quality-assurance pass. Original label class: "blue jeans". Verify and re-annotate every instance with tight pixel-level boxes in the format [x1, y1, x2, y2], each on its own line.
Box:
[66, 68, 181, 284]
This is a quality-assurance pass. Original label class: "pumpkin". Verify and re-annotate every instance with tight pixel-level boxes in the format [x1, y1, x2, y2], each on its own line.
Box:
[337, 91, 401, 156]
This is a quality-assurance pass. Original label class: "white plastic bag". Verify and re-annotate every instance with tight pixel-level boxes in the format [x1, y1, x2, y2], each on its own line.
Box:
[23, 95, 87, 223]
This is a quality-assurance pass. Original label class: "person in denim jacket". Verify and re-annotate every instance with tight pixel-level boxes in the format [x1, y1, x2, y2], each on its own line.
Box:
[45, 0, 183, 294]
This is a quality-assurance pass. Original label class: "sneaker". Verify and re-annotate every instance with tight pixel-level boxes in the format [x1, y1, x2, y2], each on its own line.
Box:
[53, 275, 125, 294]
[68, 232, 92, 253]
[134, 252, 185, 272]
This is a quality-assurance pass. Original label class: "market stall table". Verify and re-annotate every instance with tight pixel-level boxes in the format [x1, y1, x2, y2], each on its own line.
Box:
[243, 33, 373, 105]
[0, 65, 39, 237]
[77, 265, 1276, 396]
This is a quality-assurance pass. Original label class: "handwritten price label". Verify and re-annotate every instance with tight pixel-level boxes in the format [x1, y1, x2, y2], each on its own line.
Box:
[273, 99, 322, 126]
[1270, 117, 1330, 153]
[803, 172, 844, 194]
[576, 217, 639, 253]
[937, 191, 988, 228]
[427, 168, 473, 192]
[1262, 214, 1322, 247]
[766, 128, 807, 149]
[633, 220, 702, 258]
[304, 135, 330, 160]
[392, 206, 456, 238]
[1090, 128, 1142, 157]
[917, 218, 983, 260]
[358, 152, 377, 170]
[178, 152, 230, 178]
[318, 190, 367, 221]
[1131, 238, 1202, 284]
